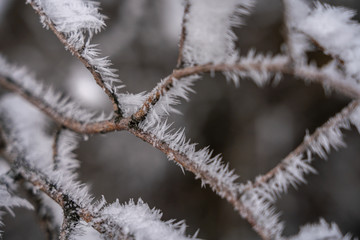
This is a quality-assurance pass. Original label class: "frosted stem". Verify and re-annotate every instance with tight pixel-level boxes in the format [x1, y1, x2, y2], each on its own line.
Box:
[28, 1, 123, 116]
[252, 100, 359, 189]
[0, 75, 124, 134]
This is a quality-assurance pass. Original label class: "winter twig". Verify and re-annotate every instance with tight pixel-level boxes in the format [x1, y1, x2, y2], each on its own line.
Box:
[27, 0, 123, 116]
[176, 0, 190, 68]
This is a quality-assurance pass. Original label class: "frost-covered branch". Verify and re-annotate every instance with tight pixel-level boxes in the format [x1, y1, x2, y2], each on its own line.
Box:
[131, 54, 360, 127]
[27, 0, 124, 116]
[1, 54, 359, 239]
[289, 219, 354, 240]
[181, 0, 255, 66]
[0, 95, 196, 240]
[52, 127, 63, 170]
[0, 69, 122, 134]
[127, 124, 275, 239]
[238, 100, 360, 239]
[2, 0, 360, 239]
[2, 52, 359, 137]
[252, 100, 359, 189]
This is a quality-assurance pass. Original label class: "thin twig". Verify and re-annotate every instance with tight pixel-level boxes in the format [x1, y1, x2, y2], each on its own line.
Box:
[28, 1, 123, 116]
[23, 184, 60, 240]
[176, 1, 190, 68]
[127, 126, 270, 239]
[251, 100, 359, 189]
[52, 127, 63, 170]
[130, 59, 288, 125]
[0, 75, 126, 134]
[131, 58, 360, 126]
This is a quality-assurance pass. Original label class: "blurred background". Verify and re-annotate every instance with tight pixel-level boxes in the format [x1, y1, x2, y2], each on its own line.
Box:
[1, 0, 360, 239]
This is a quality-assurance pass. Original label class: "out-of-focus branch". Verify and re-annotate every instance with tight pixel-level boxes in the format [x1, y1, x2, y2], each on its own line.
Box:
[0, 126, 5, 152]
[176, 0, 190, 68]
[23, 185, 60, 240]
[28, 1, 123, 116]
[52, 127, 63, 170]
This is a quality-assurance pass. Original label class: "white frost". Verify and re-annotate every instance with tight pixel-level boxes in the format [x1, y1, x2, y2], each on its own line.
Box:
[27, 0, 125, 106]
[0, 56, 108, 123]
[99, 198, 197, 240]
[28, 0, 105, 49]
[290, 218, 354, 240]
[183, 0, 255, 65]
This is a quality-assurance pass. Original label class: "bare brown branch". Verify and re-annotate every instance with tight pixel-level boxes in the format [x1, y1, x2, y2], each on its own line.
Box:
[176, 1, 190, 68]
[52, 127, 63, 170]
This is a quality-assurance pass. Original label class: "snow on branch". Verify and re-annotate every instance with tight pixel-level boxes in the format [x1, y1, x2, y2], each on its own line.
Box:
[182, 0, 255, 66]
[27, 0, 124, 115]
[290, 218, 355, 240]
[131, 75, 199, 128]
[138, 120, 240, 200]
[0, 56, 116, 133]
[284, 0, 360, 88]
[282, 0, 311, 63]
[297, 2, 360, 80]
[97, 198, 197, 240]
[27, 0, 105, 48]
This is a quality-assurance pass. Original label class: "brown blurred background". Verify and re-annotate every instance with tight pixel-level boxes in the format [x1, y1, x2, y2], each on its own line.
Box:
[1, 0, 360, 239]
